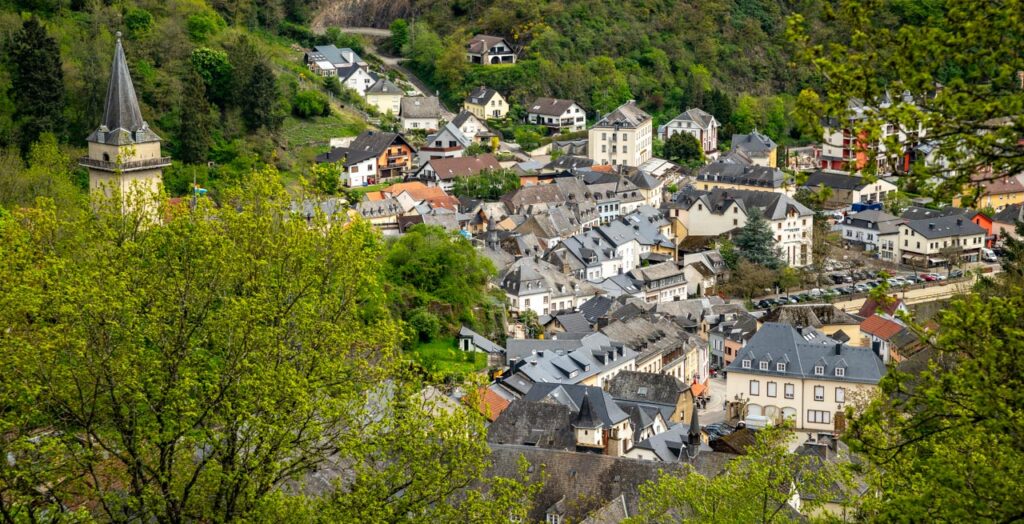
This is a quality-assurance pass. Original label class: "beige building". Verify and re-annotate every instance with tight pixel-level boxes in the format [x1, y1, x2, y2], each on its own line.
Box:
[588, 101, 653, 167]
[896, 215, 987, 267]
[463, 86, 508, 120]
[80, 33, 168, 214]
[724, 323, 885, 431]
[364, 78, 403, 115]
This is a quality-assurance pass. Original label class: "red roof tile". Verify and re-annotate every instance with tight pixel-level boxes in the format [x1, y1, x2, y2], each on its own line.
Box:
[470, 387, 511, 422]
[857, 295, 903, 318]
[860, 314, 905, 340]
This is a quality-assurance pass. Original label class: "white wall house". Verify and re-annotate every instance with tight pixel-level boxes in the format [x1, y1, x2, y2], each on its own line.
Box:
[527, 98, 587, 133]
[588, 101, 653, 167]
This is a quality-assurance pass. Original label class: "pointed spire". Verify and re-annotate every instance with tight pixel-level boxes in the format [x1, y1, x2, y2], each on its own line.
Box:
[101, 31, 145, 134]
[573, 391, 601, 429]
[687, 400, 701, 445]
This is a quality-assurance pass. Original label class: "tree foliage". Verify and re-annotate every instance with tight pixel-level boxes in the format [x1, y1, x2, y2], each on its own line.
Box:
[663, 132, 704, 165]
[243, 61, 283, 132]
[734, 207, 783, 270]
[8, 16, 66, 152]
[450, 168, 521, 200]
[177, 70, 212, 164]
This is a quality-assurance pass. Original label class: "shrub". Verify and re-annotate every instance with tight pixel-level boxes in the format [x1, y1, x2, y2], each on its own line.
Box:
[291, 90, 330, 118]
[407, 308, 441, 342]
[186, 10, 225, 42]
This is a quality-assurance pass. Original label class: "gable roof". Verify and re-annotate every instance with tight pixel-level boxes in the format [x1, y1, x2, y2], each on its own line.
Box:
[467, 34, 511, 54]
[523, 383, 630, 427]
[696, 163, 786, 189]
[401, 96, 441, 119]
[605, 371, 690, 406]
[314, 146, 377, 166]
[680, 187, 812, 221]
[760, 304, 863, 328]
[486, 400, 575, 448]
[466, 86, 502, 106]
[346, 130, 415, 156]
[425, 122, 471, 149]
[993, 203, 1024, 224]
[308, 45, 363, 67]
[471, 386, 512, 422]
[424, 154, 500, 181]
[366, 77, 402, 95]
[900, 205, 969, 221]
[804, 171, 878, 191]
[730, 131, 777, 155]
[592, 101, 651, 129]
[860, 314, 905, 340]
[902, 214, 986, 239]
[377, 181, 460, 210]
[857, 296, 905, 318]
[458, 326, 504, 354]
[528, 97, 580, 116]
[669, 108, 717, 129]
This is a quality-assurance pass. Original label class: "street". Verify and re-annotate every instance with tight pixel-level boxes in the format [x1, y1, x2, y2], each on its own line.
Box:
[701, 376, 729, 425]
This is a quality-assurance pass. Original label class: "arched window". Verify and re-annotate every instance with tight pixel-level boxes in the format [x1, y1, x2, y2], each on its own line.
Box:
[102, 152, 110, 162]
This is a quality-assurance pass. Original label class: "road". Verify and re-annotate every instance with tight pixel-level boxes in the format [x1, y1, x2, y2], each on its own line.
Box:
[701, 377, 728, 425]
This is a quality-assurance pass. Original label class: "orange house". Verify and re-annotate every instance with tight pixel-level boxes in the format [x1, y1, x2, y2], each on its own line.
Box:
[344, 131, 417, 182]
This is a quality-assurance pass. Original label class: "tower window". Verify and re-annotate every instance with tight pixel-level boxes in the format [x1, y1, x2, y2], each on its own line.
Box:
[102, 152, 110, 162]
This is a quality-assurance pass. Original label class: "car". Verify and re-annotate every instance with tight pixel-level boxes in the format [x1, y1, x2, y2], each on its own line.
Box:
[933, 273, 947, 281]
[905, 275, 924, 284]
[887, 277, 906, 287]
[783, 296, 799, 304]
[950, 268, 965, 278]
[920, 273, 937, 281]
[830, 274, 846, 284]
[808, 288, 824, 298]
[853, 284, 869, 293]
[864, 280, 879, 288]
[756, 299, 773, 309]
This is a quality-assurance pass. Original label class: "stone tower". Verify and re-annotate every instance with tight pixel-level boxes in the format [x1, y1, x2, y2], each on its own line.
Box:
[80, 32, 169, 210]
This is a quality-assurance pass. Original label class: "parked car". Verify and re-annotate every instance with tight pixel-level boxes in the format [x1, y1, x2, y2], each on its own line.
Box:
[905, 275, 924, 284]
[756, 299, 773, 309]
[854, 283, 869, 293]
[950, 268, 965, 278]
[981, 247, 998, 262]
[920, 273, 937, 281]
[808, 288, 824, 298]
[887, 277, 906, 287]
[934, 273, 947, 281]
[864, 280, 879, 288]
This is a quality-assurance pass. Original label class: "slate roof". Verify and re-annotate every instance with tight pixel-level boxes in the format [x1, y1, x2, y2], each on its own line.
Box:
[486, 400, 575, 448]
[424, 122, 471, 149]
[696, 163, 786, 189]
[605, 371, 690, 406]
[578, 296, 615, 324]
[629, 262, 686, 284]
[708, 427, 757, 455]
[528, 97, 580, 116]
[804, 171, 876, 191]
[731, 131, 777, 155]
[501, 333, 637, 387]
[899, 205, 969, 221]
[725, 323, 886, 385]
[308, 45, 363, 67]
[88, 35, 160, 145]
[553, 312, 594, 333]
[458, 326, 504, 354]
[993, 204, 1024, 224]
[592, 101, 651, 129]
[669, 107, 717, 129]
[580, 494, 629, 523]
[346, 130, 415, 156]
[547, 155, 594, 172]
[629, 423, 700, 461]
[902, 214, 986, 239]
[466, 86, 501, 106]
[679, 187, 812, 221]
[314, 146, 377, 166]
[523, 383, 629, 428]
[365, 77, 401, 95]
[400, 96, 441, 119]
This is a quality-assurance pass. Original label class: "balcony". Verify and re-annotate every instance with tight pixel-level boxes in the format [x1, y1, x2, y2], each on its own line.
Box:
[79, 156, 172, 173]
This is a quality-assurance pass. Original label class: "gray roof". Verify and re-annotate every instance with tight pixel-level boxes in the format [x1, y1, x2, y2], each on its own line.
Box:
[899, 205, 969, 221]
[547, 155, 594, 172]
[466, 86, 501, 106]
[592, 101, 651, 129]
[552, 312, 594, 333]
[903, 214, 986, 239]
[730, 131, 777, 155]
[308, 45, 363, 67]
[346, 130, 414, 156]
[502, 333, 638, 386]
[993, 204, 1024, 224]
[523, 383, 629, 427]
[630, 423, 700, 461]
[804, 171, 875, 191]
[401, 96, 441, 119]
[606, 371, 690, 406]
[760, 304, 863, 328]
[528, 97, 580, 117]
[458, 325, 504, 354]
[366, 77, 401, 95]
[669, 108, 717, 129]
[725, 323, 886, 384]
[678, 188, 813, 221]
[315, 146, 377, 166]
[578, 296, 615, 324]
[629, 261, 685, 284]
[467, 34, 511, 54]
[486, 400, 575, 449]
[696, 163, 786, 189]
[425, 122, 471, 149]
[88, 35, 159, 145]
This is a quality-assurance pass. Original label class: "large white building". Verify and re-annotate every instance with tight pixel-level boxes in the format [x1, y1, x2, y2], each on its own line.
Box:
[660, 108, 720, 159]
[725, 323, 885, 431]
[588, 101, 653, 167]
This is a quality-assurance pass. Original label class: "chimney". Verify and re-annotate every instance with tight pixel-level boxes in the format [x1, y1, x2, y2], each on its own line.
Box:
[834, 342, 842, 355]
[928, 223, 935, 230]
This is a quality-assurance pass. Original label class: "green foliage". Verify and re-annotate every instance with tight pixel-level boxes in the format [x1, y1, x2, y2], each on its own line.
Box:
[0, 134, 82, 215]
[177, 70, 212, 164]
[847, 289, 1024, 521]
[8, 16, 65, 152]
[384, 224, 497, 331]
[123, 7, 154, 38]
[513, 126, 544, 151]
[291, 89, 330, 118]
[408, 308, 442, 342]
[186, 9, 226, 42]
[451, 168, 521, 200]
[465, 142, 492, 156]
[663, 132, 704, 165]
[734, 207, 783, 270]
[389, 19, 409, 54]
[310, 161, 340, 195]
[190, 47, 234, 109]
[790, 0, 1024, 199]
[628, 426, 849, 523]
[243, 61, 283, 132]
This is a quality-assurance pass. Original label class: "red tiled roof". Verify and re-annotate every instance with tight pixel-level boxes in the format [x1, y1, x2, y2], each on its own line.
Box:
[381, 181, 460, 210]
[860, 314, 905, 340]
[857, 296, 903, 318]
[470, 387, 511, 422]
[690, 379, 709, 397]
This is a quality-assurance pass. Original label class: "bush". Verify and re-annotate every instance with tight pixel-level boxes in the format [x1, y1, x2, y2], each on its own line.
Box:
[186, 10, 226, 42]
[292, 90, 330, 118]
[407, 308, 441, 342]
[124, 8, 154, 38]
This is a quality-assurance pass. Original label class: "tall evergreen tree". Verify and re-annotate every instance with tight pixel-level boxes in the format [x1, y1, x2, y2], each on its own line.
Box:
[8, 16, 66, 153]
[177, 70, 211, 164]
[242, 61, 281, 132]
[735, 207, 782, 270]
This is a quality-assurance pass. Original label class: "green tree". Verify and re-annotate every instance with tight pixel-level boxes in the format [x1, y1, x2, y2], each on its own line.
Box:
[451, 168, 521, 200]
[405, 22, 443, 75]
[628, 426, 850, 523]
[190, 47, 233, 109]
[790, 0, 1024, 199]
[389, 18, 409, 54]
[723, 259, 778, 301]
[291, 90, 330, 118]
[436, 33, 470, 94]
[513, 127, 543, 151]
[124, 7, 154, 38]
[177, 70, 212, 164]
[731, 94, 759, 135]
[846, 289, 1024, 521]
[242, 61, 282, 132]
[310, 161, 340, 195]
[663, 132, 704, 165]
[777, 266, 801, 294]
[735, 207, 782, 270]
[8, 16, 66, 152]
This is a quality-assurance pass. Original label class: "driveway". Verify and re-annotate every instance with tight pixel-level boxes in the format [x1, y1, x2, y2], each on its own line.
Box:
[700, 376, 729, 425]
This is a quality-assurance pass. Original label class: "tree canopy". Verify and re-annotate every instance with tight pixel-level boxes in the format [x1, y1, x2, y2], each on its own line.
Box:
[734, 207, 783, 270]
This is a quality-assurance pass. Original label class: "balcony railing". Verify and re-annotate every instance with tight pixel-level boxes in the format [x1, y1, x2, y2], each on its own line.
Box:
[79, 156, 172, 172]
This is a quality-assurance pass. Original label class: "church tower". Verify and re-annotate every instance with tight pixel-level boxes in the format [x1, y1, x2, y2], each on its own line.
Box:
[80, 32, 168, 210]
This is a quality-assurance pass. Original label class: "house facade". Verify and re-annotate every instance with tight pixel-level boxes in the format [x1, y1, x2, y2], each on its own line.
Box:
[627, 262, 688, 304]
[400, 96, 441, 132]
[365, 78, 403, 115]
[588, 101, 653, 167]
[661, 108, 720, 158]
[725, 323, 885, 431]
[413, 154, 501, 192]
[417, 122, 470, 164]
[803, 171, 898, 209]
[466, 35, 516, 65]
[837, 210, 903, 253]
[730, 131, 778, 168]
[338, 66, 375, 96]
[464, 86, 508, 119]
[527, 98, 587, 133]
[314, 148, 378, 187]
[896, 215, 987, 267]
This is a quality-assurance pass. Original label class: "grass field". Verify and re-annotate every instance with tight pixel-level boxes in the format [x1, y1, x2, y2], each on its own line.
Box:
[409, 337, 487, 378]
[281, 113, 366, 150]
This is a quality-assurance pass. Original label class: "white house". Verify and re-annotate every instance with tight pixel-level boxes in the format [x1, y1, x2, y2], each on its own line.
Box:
[417, 122, 470, 163]
[588, 100, 653, 167]
[451, 110, 495, 144]
[400, 96, 441, 132]
[895, 215, 987, 267]
[304, 45, 367, 76]
[661, 108, 720, 159]
[466, 35, 516, 65]
[526, 98, 587, 133]
[313, 147, 378, 188]
[837, 210, 904, 253]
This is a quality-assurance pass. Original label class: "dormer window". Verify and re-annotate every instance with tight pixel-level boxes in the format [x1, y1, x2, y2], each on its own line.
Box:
[814, 365, 825, 376]
[742, 359, 751, 369]
[759, 361, 768, 371]
[835, 367, 845, 377]
[777, 363, 786, 372]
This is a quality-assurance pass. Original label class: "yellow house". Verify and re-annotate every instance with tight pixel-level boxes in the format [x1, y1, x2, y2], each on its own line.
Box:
[364, 78, 403, 115]
[952, 170, 1024, 209]
[463, 86, 508, 120]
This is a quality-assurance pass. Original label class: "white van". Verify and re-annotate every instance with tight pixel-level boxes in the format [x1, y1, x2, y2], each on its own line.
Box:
[981, 248, 997, 262]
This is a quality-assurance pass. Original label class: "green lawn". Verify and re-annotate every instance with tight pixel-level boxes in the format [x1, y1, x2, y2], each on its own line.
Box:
[281, 113, 366, 150]
[409, 337, 487, 378]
